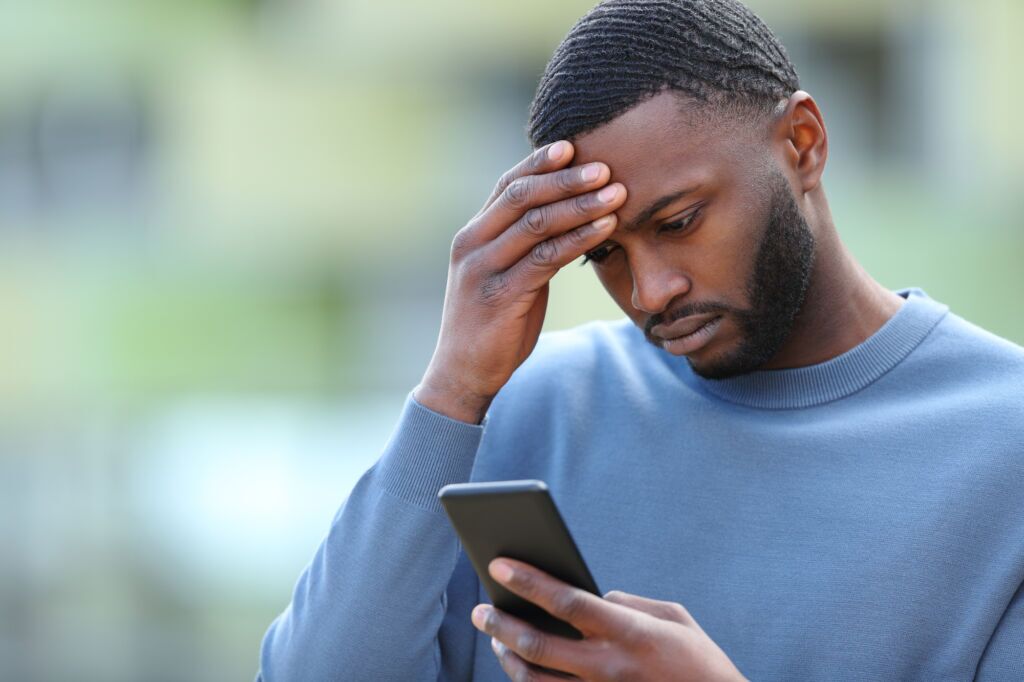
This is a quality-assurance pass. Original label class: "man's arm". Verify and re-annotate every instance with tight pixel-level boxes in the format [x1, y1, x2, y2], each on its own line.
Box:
[975, 577, 1024, 679]
[258, 140, 625, 679]
[258, 394, 484, 680]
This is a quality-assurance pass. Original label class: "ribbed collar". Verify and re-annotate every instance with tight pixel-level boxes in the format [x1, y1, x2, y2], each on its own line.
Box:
[662, 288, 948, 410]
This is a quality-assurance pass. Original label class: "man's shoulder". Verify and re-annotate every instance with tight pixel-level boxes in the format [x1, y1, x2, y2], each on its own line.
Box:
[483, 317, 670, 433]
[530, 317, 640, 363]
[496, 318, 654, 398]
[909, 303, 1024, 411]
[926, 306, 1024, 370]
[528, 317, 663, 375]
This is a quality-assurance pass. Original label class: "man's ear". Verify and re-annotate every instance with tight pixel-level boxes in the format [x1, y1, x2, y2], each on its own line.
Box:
[773, 90, 828, 194]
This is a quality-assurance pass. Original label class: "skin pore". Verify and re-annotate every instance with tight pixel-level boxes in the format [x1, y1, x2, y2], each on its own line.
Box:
[569, 89, 905, 378]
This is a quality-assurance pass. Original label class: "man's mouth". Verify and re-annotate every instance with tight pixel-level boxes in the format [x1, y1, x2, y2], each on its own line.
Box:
[657, 315, 723, 355]
[650, 312, 721, 340]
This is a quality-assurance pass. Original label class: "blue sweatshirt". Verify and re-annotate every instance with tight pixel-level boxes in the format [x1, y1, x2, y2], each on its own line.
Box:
[258, 288, 1024, 680]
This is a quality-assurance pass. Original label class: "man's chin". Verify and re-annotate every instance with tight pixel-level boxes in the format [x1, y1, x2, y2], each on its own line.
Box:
[685, 342, 764, 380]
[687, 355, 752, 380]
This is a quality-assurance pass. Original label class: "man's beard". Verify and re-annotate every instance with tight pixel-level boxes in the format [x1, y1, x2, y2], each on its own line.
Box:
[644, 167, 816, 379]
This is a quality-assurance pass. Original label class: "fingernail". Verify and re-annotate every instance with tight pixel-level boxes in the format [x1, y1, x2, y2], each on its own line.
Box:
[491, 560, 514, 583]
[472, 604, 492, 629]
[598, 185, 619, 203]
[491, 637, 504, 655]
[548, 141, 567, 160]
[580, 163, 601, 182]
[593, 215, 615, 230]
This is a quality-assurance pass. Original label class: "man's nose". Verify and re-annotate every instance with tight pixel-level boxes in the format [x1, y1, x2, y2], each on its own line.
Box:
[629, 252, 691, 314]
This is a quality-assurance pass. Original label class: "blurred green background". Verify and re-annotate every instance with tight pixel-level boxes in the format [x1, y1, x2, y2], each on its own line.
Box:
[1, 0, 1022, 679]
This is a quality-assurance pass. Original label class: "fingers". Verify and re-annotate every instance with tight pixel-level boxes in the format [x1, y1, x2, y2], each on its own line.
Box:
[503, 209, 620, 294]
[482, 180, 626, 270]
[477, 140, 575, 219]
[477, 159, 613, 242]
[472, 605, 582, 678]
[491, 638, 580, 681]
[488, 558, 634, 638]
[468, 163, 614, 254]
[603, 590, 693, 624]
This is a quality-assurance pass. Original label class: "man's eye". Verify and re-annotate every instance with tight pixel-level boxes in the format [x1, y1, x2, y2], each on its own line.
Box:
[580, 244, 616, 266]
[580, 208, 702, 266]
[659, 208, 702, 234]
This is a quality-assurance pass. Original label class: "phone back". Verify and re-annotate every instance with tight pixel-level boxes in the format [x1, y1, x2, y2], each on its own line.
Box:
[439, 480, 600, 639]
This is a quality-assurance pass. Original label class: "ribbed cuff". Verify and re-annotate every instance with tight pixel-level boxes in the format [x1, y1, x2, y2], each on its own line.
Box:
[374, 392, 486, 512]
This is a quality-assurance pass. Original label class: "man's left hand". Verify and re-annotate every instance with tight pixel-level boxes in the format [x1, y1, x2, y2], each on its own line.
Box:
[471, 558, 747, 681]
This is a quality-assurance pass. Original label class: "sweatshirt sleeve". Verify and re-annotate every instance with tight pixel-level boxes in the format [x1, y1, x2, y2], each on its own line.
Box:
[975, 578, 1024, 680]
[257, 392, 485, 681]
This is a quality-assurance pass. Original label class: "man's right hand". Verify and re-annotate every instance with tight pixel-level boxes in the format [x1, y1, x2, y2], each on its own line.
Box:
[414, 140, 627, 424]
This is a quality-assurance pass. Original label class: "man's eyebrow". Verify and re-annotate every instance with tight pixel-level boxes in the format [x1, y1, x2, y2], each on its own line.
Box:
[621, 187, 701, 233]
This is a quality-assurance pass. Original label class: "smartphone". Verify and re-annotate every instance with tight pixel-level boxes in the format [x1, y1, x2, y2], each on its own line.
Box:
[438, 479, 600, 640]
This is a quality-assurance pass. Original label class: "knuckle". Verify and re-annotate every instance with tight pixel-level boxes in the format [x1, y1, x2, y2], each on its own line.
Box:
[450, 227, 473, 258]
[620, 618, 653, 649]
[479, 273, 510, 305]
[564, 224, 592, 248]
[517, 631, 547, 662]
[495, 169, 516, 195]
[668, 602, 689, 622]
[570, 193, 592, 217]
[552, 590, 586, 622]
[553, 168, 577, 194]
[529, 240, 558, 268]
[504, 177, 531, 208]
[510, 568, 536, 596]
[455, 252, 481, 280]
[520, 207, 548, 236]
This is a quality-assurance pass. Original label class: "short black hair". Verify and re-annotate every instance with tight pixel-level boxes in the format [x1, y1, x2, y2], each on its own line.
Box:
[528, 0, 801, 148]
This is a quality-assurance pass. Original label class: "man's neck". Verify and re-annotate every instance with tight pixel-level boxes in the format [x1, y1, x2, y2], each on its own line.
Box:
[760, 225, 905, 371]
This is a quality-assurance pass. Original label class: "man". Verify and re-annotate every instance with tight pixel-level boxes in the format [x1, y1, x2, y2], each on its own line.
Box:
[258, 0, 1024, 679]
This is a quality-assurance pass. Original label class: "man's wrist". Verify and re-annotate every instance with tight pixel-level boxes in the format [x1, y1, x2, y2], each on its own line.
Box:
[413, 379, 493, 425]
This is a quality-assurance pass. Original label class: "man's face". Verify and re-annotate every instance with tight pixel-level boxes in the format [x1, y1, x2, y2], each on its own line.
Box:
[570, 92, 816, 379]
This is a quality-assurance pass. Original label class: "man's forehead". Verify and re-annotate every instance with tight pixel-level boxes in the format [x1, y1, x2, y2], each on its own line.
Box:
[569, 91, 728, 188]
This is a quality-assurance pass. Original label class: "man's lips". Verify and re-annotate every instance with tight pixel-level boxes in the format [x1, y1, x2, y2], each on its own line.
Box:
[650, 313, 722, 340]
